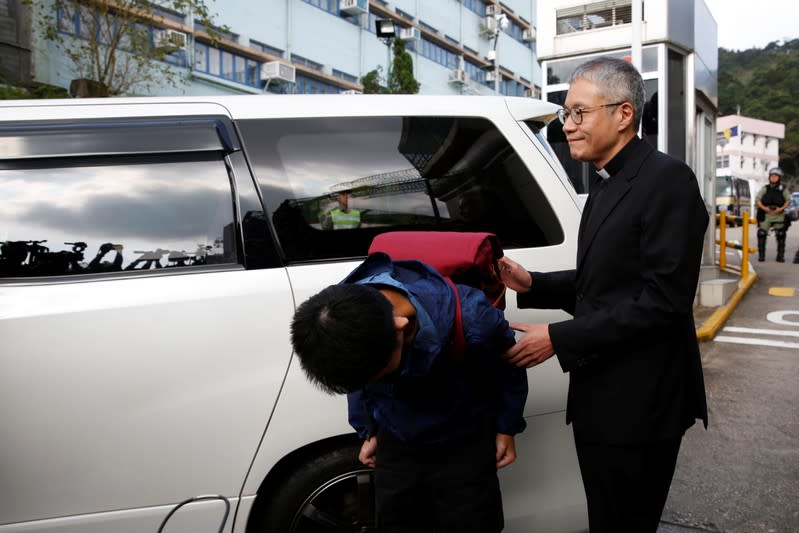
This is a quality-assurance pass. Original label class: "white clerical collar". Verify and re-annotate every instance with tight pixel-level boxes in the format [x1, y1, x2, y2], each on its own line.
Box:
[596, 168, 611, 179]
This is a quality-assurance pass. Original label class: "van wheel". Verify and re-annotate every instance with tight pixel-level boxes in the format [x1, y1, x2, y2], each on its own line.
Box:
[252, 443, 376, 533]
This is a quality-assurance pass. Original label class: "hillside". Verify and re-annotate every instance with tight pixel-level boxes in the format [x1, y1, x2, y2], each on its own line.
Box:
[719, 39, 799, 185]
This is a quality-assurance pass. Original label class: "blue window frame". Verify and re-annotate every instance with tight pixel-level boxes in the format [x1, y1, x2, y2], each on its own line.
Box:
[464, 60, 486, 84]
[418, 37, 458, 69]
[291, 54, 324, 72]
[463, 0, 486, 16]
[250, 39, 284, 58]
[296, 74, 343, 94]
[56, 6, 188, 67]
[301, 0, 337, 15]
[194, 41, 262, 88]
[333, 69, 358, 83]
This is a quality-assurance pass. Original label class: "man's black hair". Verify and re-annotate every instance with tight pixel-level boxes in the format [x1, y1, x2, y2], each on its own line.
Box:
[290, 283, 398, 394]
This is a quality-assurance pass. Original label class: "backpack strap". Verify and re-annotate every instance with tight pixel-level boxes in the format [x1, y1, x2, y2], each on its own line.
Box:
[443, 277, 466, 363]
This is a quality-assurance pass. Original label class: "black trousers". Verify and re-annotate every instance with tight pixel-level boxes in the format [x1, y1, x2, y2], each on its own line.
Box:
[574, 432, 682, 533]
[374, 428, 503, 533]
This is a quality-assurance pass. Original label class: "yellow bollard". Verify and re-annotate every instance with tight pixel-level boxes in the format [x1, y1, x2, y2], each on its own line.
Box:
[718, 211, 726, 270]
[741, 210, 755, 280]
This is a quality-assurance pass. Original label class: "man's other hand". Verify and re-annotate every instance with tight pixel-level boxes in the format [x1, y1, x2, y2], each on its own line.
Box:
[504, 323, 555, 368]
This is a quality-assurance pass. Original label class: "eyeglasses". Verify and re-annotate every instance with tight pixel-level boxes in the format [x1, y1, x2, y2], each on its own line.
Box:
[557, 102, 625, 125]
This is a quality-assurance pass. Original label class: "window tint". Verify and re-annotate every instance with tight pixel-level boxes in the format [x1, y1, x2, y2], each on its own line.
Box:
[238, 116, 562, 263]
[0, 153, 237, 279]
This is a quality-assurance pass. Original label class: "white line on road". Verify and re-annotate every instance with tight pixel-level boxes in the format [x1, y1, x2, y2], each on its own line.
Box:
[714, 335, 799, 349]
[722, 326, 799, 337]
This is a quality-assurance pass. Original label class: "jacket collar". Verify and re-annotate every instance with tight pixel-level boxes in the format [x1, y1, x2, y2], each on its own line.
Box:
[577, 137, 653, 270]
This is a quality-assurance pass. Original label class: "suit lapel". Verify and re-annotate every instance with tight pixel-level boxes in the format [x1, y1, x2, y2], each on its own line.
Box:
[576, 141, 654, 270]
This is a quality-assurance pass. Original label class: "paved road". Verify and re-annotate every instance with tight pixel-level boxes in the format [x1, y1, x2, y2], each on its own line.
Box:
[659, 224, 799, 532]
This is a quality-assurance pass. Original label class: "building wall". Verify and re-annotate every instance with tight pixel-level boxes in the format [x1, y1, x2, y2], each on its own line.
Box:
[27, 0, 541, 97]
[717, 115, 785, 183]
[0, 0, 31, 85]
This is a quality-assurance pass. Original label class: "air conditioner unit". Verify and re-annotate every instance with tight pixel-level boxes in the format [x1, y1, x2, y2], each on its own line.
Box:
[398, 27, 421, 41]
[486, 5, 498, 17]
[158, 29, 187, 50]
[261, 61, 296, 83]
[485, 71, 497, 83]
[481, 16, 497, 35]
[449, 68, 469, 85]
[522, 27, 536, 42]
[340, 0, 368, 16]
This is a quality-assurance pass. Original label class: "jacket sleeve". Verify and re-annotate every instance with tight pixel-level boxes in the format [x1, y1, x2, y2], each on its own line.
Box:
[516, 268, 577, 315]
[347, 390, 373, 440]
[549, 161, 709, 372]
[460, 285, 528, 435]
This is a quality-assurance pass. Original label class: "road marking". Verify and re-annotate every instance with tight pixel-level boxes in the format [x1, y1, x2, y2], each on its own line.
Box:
[714, 335, 799, 349]
[722, 326, 799, 337]
[768, 287, 796, 297]
[766, 310, 799, 326]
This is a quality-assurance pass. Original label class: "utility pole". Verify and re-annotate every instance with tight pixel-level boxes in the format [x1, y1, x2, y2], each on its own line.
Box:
[488, 8, 509, 95]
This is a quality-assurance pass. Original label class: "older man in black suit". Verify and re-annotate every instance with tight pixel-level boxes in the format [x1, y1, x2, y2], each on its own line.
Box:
[499, 56, 709, 532]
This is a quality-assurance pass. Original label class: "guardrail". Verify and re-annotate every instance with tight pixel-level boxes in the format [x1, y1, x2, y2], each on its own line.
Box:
[716, 210, 757, 279]
[696, 210, 759, 341]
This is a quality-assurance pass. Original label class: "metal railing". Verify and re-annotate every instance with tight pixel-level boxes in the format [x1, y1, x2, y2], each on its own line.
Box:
[696, 210, 760, 341]
[716, 210, 757, 279]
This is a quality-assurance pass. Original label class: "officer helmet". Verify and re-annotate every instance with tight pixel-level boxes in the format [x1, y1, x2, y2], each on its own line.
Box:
[768, 167, 784, 178]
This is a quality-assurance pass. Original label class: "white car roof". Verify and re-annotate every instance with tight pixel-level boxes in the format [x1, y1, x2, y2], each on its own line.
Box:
[0, 94, 560, 124]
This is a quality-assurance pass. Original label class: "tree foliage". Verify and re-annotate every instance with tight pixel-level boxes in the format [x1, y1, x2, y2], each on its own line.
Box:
[719, 39, 799, 183]
[360, 38, 419, 94]
[24, 0, 224, 96]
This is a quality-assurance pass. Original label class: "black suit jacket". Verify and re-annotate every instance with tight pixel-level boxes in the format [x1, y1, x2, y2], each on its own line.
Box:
[519, 138, 709, 445]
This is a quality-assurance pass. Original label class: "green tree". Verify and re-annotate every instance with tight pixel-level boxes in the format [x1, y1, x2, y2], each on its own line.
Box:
[360, 38, 419, 94]
[360, 65, 384, 94]
[24, 0, 224, 96]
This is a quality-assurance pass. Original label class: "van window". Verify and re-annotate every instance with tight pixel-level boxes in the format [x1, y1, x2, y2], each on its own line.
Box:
[237, 116, 563, 263]
[0, 153, 238, 279]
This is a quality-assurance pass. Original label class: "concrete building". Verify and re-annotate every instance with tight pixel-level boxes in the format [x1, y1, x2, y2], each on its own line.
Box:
[28, 0, 541, 97]
[716, 114, 785, 186]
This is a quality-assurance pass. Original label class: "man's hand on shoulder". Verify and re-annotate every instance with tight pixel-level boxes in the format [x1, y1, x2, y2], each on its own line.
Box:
[503, 323, 555, 368]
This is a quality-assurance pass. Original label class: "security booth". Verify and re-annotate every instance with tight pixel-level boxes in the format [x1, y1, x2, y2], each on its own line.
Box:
[535, 0, 718, 263]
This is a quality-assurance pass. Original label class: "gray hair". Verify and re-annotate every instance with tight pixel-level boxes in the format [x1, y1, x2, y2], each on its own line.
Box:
[569, 57, 645, 130]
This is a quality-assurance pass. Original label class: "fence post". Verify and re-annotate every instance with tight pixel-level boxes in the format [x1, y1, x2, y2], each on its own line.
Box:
[719, 211, 727, 270]
[741, 210, 751, 279]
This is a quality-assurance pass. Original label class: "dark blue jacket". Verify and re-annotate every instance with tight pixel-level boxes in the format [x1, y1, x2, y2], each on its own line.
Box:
[345, 253, 528, 445]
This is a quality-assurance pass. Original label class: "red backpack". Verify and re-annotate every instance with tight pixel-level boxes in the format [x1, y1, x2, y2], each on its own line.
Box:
[367, 231, 506, 362]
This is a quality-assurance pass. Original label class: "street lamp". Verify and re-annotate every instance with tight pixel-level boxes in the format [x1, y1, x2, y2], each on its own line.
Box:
[375, 18, 396, 39]
[375, 18, 397, 88]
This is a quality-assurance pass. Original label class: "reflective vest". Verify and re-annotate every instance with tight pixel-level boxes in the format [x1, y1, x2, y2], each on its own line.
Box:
[330, 208, 361, 229]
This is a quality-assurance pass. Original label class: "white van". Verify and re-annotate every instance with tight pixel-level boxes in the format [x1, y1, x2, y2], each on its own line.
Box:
[0, 95, 587, 533]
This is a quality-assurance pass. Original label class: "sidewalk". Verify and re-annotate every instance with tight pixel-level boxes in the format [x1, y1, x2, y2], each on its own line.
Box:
[695, 222, 799, 340]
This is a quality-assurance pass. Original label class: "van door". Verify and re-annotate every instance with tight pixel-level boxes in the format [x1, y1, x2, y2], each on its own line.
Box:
[0, 111, 293, 532]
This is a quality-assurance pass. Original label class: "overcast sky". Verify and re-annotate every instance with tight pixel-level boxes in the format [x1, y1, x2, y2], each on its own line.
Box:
[704, 0, 799, 50]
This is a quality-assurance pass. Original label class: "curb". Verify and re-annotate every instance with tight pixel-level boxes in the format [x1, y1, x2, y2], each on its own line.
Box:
[696, 270, 758, 342]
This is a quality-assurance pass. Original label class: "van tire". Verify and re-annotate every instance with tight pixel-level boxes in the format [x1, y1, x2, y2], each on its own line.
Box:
[251, 443, 376, 533]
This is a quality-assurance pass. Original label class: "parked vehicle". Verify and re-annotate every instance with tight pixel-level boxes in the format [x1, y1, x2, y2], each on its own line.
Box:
[787, 192, 799, 222]
[715, 175, 752, 226]
[0, 95, 587, 533]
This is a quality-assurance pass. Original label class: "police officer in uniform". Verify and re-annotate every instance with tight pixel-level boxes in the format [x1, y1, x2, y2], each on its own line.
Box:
[322, 190, 361, 230]
[755, 167, 791, 262]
